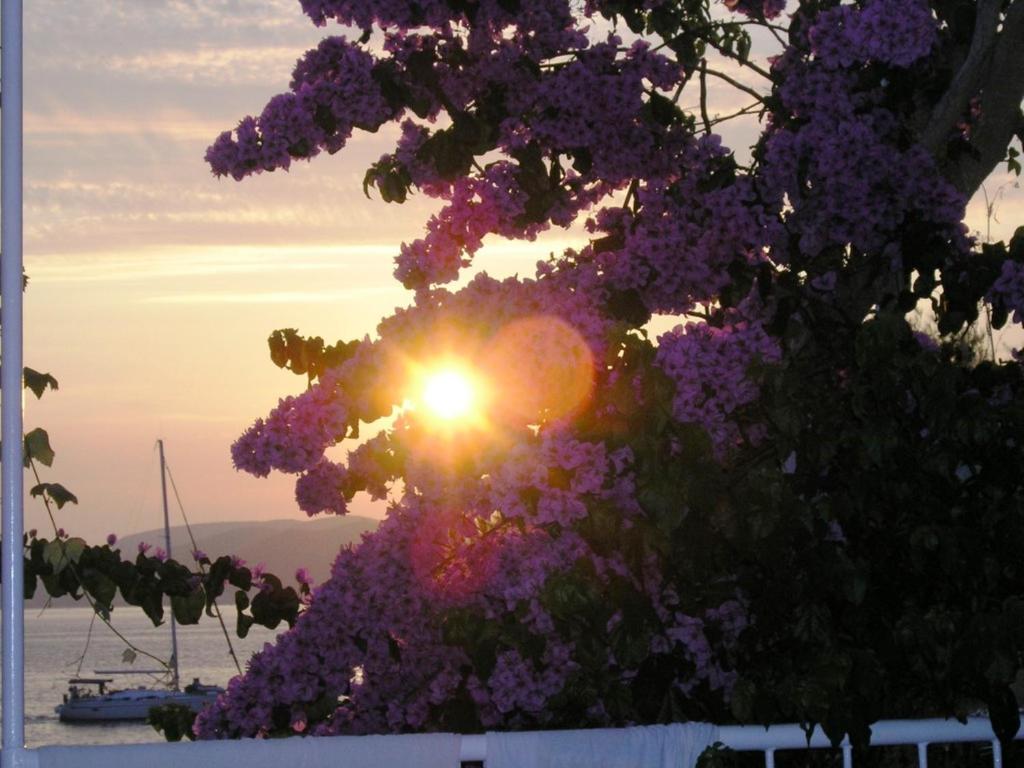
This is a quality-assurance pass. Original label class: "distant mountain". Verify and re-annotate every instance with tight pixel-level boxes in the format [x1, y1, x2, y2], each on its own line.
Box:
[29, 516, 380, 609]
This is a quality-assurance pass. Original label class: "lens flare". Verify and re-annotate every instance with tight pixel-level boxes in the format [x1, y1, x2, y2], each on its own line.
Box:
[483, 315, 594, 424]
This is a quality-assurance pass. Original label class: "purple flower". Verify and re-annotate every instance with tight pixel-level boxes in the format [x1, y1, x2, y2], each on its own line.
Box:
[912, 332, 940, 352]
[295, 459, 349, 516]
[987, 260, 1024, 325]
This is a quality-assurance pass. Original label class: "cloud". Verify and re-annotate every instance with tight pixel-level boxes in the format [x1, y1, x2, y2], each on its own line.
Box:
[27, 0, 317, 51]
[27, 244, 395, 284]
[26, 107, 225, 142]
[140, 287, 399, 304]
[101, 46, 305, 86]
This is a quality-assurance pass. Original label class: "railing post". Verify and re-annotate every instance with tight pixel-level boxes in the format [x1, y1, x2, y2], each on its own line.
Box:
[1, 2, 27, 768]
[917, 742, 928, 768]
[990, 740, 1002, 768]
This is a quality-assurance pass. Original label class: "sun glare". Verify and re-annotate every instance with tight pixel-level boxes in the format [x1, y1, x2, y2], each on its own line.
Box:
[421, 368, 477, 422]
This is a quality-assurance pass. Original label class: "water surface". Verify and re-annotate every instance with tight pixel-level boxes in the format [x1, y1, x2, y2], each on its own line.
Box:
[10, 605, 277, 747]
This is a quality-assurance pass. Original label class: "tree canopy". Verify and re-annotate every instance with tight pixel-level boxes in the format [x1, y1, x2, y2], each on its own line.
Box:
[183, 0, 1024, 751]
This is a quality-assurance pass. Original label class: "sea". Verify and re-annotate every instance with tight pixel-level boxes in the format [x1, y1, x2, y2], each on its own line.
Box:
[8, 605, 279, 747]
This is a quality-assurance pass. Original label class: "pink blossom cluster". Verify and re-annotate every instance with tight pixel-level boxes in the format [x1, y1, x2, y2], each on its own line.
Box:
[206, 267, 755, 736]
[808, 0, 938, 69]
[195, 478, 744, 737]
[500, 40, 682, 184]
[193, 500, 569, 736]
[591, 140, 780, 314]
[299, 0, 455, 30]
[394, 164, 543, 288]
[199, 0, 1021, 740]
[206, 2, 699, 297]
[389, 36, 687, 290]
[655, 308, 782, 454]
[761, 6, 967, 263]
[486, 436, 616, 527]
[206, 38, 392, 180]
[345, 433, 396, 501]
[722, 0, 787, 20]
[295, 459, 349, 516]
[488, 642, 579, 717]
[643, 577, 748, 697]
[231, 378, 350, 476]
[299, 0, 577, 36]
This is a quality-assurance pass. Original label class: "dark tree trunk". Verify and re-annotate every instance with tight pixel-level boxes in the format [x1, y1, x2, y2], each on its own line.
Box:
[922, 0, 1024, 198]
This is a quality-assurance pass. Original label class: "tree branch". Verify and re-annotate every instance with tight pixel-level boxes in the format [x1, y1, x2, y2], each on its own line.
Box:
[928, 0, 1024, 197]
[699, 62, 713, 134]
[946, 0, 1024, 196]
[703, 66, 768, 103]
[920, 0, 1003, 157]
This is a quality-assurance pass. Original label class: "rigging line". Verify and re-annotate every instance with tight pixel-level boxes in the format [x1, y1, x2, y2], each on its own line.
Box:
[29, 459, 170, 672]
[162, 461, 244, 676]
[70, 610, 98, 678]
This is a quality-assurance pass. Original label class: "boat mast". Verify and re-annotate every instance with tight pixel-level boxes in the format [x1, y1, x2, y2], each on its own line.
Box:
[157, 439, 180, 691]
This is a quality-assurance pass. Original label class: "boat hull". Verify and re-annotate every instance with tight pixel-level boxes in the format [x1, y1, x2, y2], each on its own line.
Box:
[56, 689, 221, 722]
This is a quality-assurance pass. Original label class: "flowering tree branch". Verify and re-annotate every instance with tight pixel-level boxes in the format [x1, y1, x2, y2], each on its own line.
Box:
[192, 0, 1024, 748]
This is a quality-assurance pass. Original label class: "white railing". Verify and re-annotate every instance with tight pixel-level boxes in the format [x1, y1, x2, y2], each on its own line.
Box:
[460, 719, 1020, 766]
[714, 717, 1019, 768]
[3, 718, 1018, 768]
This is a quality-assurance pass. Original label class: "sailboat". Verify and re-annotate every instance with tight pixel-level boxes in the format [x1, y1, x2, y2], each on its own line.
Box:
[55, 440, 225, 722]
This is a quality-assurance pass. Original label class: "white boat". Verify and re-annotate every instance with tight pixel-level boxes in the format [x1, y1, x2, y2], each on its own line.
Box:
[57, 677, 222, 722]
[56, 440, 225, 723]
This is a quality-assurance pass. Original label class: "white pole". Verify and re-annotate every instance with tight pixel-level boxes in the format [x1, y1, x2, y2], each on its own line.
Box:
[157, 440, 180, 691]
[1, 0, 27, 761]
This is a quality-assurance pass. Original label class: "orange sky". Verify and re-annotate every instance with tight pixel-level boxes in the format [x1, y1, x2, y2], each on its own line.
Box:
[19, 0, 1024, 543]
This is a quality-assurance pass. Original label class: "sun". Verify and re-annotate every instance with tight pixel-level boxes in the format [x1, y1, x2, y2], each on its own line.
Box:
[420, 367, 478, 422]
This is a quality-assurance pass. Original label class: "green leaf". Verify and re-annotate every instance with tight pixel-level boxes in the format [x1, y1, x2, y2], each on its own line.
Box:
[24, 428, 55, 467]
[228, 565, 253, 591]
[250, 582, 301, 629]
[130, 583, 164, 626]
[730, 678, 756, 722]
[30, 483, 78, 509]
[83, 572, 117, 611]
[737, 33, 752, 62]
[148, 702, 199, 742]
[43, 537, 86, 574]
[235, 590, 254, 638]
[157, 559, 195, 597]
[23, 368, 58, 399]
[987, 686, 1021, 743]
[171, 588, 206, 625]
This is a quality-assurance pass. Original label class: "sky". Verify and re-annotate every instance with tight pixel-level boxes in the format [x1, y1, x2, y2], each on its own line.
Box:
[13, 0, 1024, 543]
